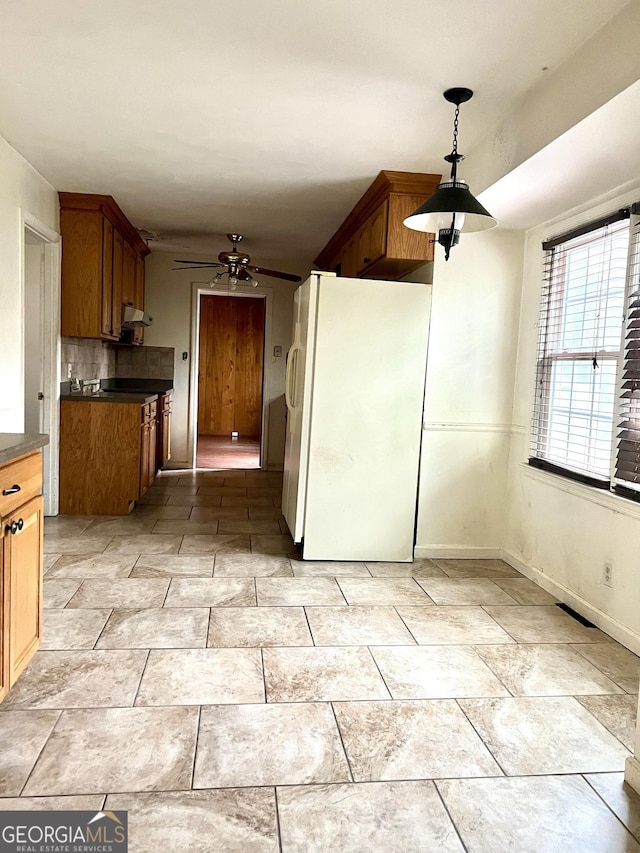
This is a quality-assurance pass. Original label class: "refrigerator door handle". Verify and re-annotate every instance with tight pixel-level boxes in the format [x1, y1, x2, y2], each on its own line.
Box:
[285, 344, 300, 412]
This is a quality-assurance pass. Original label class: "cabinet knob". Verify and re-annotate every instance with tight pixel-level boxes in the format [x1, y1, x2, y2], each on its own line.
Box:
[5, 519, 22, 535]
[363, 257, 370, 264]
[2, 484, 21, 496]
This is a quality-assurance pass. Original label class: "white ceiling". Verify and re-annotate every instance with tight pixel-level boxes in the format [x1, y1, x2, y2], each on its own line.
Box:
[0, 0, 630, 274]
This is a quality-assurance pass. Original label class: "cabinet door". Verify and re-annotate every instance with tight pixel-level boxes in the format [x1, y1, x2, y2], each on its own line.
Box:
[357, 200, 388, 274]
[139, 422, 150, 499]
[112, 228, 124, 338]
[122, 241, 136, 307]
[133, 255, 145, 345]
[148, 419, 157, 487]
[60, 209, 104, 338]
[5, 496, 42, 687]
[163, 409, 172, 467]
[101, 217, 114, 338]
[0, 544, 8, 702]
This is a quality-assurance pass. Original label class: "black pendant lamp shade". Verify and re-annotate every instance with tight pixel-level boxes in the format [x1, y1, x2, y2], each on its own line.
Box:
[404, 87, 497, 260]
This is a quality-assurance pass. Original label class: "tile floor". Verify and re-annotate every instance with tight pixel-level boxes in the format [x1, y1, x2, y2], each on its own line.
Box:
[2, 468, 640, 851]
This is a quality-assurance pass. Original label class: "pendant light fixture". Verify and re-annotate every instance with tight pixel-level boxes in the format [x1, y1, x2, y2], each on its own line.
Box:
[403, 87, 497, 260]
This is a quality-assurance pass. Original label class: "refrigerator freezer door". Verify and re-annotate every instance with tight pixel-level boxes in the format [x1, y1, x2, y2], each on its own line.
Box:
[302, 276, 431, 561]
[281, 274, 319, 542]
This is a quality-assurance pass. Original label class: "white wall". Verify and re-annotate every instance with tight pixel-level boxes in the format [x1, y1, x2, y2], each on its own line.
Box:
[143, 252, 296, 469]
[0, 136, 58, 432]
[504, 183, 640, 653]
[411, 229, 524, 557]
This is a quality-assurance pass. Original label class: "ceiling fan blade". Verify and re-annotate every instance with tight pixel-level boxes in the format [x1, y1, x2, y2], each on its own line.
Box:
[172, 265, 222, 271]
[237, 268, 253, 281]
[247, 265, 302, 283]
[173, 259, 225, 266]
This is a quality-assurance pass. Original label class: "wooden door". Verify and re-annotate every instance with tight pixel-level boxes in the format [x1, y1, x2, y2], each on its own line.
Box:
[6, 496, 42, 686]
[198, 295, 265, 438]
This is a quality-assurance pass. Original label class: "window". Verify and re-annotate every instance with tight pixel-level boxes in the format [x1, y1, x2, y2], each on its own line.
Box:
[530, 207, 638, 493]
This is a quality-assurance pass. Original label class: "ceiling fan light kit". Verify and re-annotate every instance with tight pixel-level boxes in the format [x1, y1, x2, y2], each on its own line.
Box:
[403, 87, 497, 260]
[174, 233, 302, 288]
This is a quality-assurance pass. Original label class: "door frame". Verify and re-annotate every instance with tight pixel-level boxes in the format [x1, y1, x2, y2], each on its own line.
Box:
[20, 209, 61, 516]
[187, 281, 273, 469]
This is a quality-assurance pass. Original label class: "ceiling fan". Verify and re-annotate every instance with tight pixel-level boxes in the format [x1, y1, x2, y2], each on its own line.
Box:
[173, 234, 302, 288]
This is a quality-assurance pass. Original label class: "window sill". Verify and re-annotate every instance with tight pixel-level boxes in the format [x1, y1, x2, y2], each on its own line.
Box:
[520, 462, 640, 521]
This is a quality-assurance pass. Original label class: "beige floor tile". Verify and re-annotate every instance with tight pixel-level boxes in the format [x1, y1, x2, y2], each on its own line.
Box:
[41, 608, 111, 650]
[251, 534, 295, 555]
[208, 606, 313, 647]
[371, 646, 509, 700]
[396, 606, 515, 645]
[136, 492, 169, 506]
[135, 648, 264, 705]
[290, 560, 371, 577]
[306, 606, 416, 646]
[0, 795, 105, 810]
[43, 579, 82, 609]
[44, 516, 94, 536]
[476, 644, 625, 696]
[418, 578, 518, 605]
[484, 605, 611, 644]
[151, 520, 219, 535]
[256, 578, 346, 606]
[43, 554, 61, 571]
[214, 554, 293, 577]
[277, 780, 464, 853]
[105, 789, 279, 853]
[222, 496, 275, 507]
[437, 775, 640, 853]
[167, 493, 222, 506]
[104, 534, 182, 555]
[66, 578, 169, 608]
[585, 772, 640, 841]
[459, 696, 630, 774]
[571, 643, 640, 693]
[193, 703, 350, 788]
[146, 484, 198, 494]
[45, 554, 136, 579]
[264, 646, 390, 702]
[44, 535, 113, 555]
[0, 710, 60, 796]
[130, 555, 215, 578]
[189, 506, 250, 521]
[334, 699, 500, 781]
[131, 505, 192, 520]
[246, 487, 281, 497]
[365, 560, 446, 579]
[197, 486, 247, 497]
[83, 518, 156, 535]
[219, 520, 281, 535]
[434, 559, 520, 579]
[576, 695, 638, 750]
[492, 577, 558, 605]
[24, 706, 198, 795]
[179, 534, 251, 554]
[96, 608, 209, 649]
[1, 650, 147, 709]
[248, 507, 285, 520]
[338, 578, 432, 606]
[164, 578, 256, 607]
[179, 474, 228, 485]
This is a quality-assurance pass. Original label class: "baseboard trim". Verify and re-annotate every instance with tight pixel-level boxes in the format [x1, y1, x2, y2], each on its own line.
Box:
[625, 756, 640, 794]
[502, 548, 640, 657]
[414, 545, 504, 560]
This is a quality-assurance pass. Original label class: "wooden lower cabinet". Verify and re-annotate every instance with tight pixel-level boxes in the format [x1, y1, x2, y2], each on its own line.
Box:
[157, 393, 172, 471]
[0, 452, 44, 703]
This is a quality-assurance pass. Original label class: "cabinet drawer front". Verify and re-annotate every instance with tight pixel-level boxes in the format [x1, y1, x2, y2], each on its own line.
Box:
[0, 453, 42, 519]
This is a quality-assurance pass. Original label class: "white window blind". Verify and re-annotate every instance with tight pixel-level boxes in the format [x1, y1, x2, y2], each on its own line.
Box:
[530, 212, 630, 484]
[615, 212, 640, 495]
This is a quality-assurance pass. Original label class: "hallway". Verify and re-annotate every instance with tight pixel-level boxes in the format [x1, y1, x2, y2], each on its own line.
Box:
[1, 468, 639, 851]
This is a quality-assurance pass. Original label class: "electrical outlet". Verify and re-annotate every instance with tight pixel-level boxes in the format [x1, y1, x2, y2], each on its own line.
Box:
[67, 363, 73, 379]
[603, 563, 613, 587]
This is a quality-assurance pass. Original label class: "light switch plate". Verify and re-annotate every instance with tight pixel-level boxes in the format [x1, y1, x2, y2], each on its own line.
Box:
[273, 346, 282, 357]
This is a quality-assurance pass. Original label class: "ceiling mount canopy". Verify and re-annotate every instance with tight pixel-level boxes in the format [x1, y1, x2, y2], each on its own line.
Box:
[403, 87, 497, 260]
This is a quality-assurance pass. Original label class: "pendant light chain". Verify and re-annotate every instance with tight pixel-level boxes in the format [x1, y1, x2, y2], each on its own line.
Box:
[452, 103, 460, 157]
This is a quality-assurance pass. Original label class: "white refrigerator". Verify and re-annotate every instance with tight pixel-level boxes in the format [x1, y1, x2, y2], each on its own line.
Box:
[282, 272, 431, 561]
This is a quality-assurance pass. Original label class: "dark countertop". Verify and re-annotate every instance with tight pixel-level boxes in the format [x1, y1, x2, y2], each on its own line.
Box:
[0, 433, 49, 465]
[61, 391, 160, 404]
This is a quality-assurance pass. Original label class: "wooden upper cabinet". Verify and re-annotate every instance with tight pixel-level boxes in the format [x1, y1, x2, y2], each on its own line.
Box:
[315, 170, 442, 281]
[59, 192, 149, 340]
[133, 255, 145, 345]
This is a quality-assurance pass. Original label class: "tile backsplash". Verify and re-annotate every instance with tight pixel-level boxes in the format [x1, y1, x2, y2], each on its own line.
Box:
[62, 337, 116, 382]
[115, 346, 174, 379]
[61, 340, 175, 383]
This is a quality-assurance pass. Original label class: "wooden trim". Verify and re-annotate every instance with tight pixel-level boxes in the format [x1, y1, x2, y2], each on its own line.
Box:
[315, 170, 441, 268]
[58, 192, 150, 257]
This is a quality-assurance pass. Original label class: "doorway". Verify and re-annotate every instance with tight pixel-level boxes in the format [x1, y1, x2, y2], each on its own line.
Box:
[22, 212, 61, 516]
[196, 294, 266, 469]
